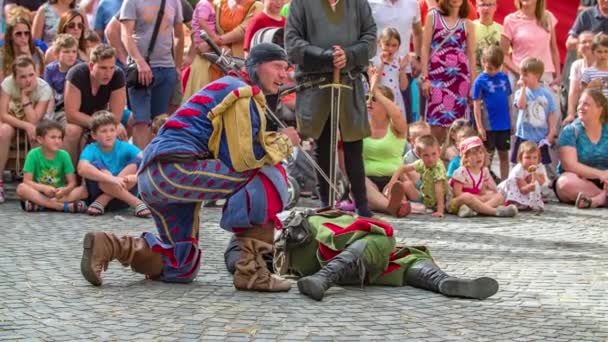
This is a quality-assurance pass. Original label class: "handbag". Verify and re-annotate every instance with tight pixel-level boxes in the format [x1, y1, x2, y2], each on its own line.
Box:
[125, 0, 166, 89]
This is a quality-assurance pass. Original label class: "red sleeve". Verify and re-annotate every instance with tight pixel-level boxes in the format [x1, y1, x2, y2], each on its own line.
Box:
[243, 15, 261, 51]
[467, 0, 477, 20]
[419, 0, 428, 25]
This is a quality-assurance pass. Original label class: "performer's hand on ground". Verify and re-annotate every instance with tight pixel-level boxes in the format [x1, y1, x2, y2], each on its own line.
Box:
[333, 45, 347, 70]
[279, 127, 301, 146]
[136, 59, 153, 86]
[432, 210, 444, 218]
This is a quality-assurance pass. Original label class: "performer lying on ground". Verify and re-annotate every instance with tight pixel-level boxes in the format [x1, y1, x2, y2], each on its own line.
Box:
[80, 43, 300, 292]
[225, 209, 499, 301]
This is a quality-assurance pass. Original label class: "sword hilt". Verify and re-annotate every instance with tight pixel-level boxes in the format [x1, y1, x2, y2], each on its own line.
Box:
[333, 68, 340, 84]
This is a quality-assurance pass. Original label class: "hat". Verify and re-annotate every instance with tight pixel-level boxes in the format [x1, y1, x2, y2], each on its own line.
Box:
[245, 43, 288, 86]
[459, 136, 484, 157]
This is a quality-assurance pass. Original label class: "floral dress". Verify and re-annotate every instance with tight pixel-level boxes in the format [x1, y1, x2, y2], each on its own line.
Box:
[427, 10, 470, 127]
[497, 163, 547, 211]
[370, 55, 406, 118]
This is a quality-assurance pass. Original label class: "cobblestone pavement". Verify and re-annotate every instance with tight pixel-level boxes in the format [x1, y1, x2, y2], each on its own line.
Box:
[0, 195, 607, 341]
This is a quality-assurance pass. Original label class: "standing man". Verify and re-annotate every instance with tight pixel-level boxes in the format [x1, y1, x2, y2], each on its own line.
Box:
[285, 0, 377, 217]
[120, 0, 184, 149]
[368, 0, 423, 122]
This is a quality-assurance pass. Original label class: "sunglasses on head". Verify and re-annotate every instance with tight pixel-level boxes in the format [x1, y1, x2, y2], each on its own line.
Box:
[14, 31, 30, 37]
[67, 22, 84, 30]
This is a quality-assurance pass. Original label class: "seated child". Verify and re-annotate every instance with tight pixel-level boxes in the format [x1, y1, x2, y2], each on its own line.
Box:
[403, 121, 431, 164]
[77, 110, 151, 217]
[441, 118, 471, 165]
[84, 29, 101, 58]
[390, 134, 448, 217]
[497, 141, 548, 211]
[44, 34, 81, 115]
[447, 136, 518, 217]
[16, 120, 87, 212]
[446, 126, 477, 178]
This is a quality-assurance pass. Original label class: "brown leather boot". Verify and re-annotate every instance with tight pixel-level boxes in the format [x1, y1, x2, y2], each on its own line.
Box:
[80, 232, 164, 286]
[233, 225, 291, 292]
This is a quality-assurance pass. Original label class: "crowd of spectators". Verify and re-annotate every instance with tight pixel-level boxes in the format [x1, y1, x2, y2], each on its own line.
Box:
[0, 0, 605, 218]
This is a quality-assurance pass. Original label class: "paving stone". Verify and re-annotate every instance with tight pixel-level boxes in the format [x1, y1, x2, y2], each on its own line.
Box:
[0, 199, 606, 340]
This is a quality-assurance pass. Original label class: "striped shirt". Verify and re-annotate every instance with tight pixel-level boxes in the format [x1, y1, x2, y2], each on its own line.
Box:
[580, 67, 608, 98]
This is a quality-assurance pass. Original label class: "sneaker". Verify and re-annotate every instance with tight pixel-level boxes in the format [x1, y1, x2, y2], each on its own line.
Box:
[457, 204, 477, 218]
[496, 204, 518, 217]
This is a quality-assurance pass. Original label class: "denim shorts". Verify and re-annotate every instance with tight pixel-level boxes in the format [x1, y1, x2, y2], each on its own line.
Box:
[128, 67, 178, 124]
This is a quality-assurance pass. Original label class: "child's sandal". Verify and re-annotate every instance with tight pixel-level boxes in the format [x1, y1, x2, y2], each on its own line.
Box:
[134, 203, 152, 218]
[86, 201, 105, 216]
[64, 201, 88, 213]
[22, 200, 44, 212]
[575, 192, 593, 209]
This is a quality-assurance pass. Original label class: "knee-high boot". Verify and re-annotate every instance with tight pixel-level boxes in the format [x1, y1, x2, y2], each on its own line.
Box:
[297, 240, 368, 301]
[233, 225, 291, 292]
[404, 260, 499, 299]
[80, 232, 164, 286]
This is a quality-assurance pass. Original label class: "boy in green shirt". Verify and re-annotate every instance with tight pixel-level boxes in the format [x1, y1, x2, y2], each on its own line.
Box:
[17, 120, 87, 212]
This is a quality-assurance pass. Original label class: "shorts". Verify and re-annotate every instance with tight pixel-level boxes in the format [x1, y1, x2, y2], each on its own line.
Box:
[85, 179, 138, 212]
[128, 67, 178, 124]
[484, 130, 510, 152]
[368, 176, 391, 191]
[510, 136, 551, 165]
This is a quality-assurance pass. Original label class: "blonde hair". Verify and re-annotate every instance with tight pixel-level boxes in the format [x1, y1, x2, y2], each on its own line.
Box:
[514, 0, 551, 32]
[151, 114, 169, 135]
[90, 110, 117, 132]
[520, 57, 544, 78]
[53, 33, 78, 52]
[375, 84, 395, 102]
[379, 27, 401, 46]
[516, 141, 540, 163]
[442, 119, 470, 159]
[415, 134, 440, 155]
[408, 121, 431, 142]
[461, 145, 487, 168]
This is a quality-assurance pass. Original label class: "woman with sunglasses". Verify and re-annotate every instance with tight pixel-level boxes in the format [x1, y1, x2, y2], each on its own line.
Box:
[32, 0, 86, 47]
[0, 17, 45, 81]
[356, 71, 409, 217]
[44, 10, 88, 64]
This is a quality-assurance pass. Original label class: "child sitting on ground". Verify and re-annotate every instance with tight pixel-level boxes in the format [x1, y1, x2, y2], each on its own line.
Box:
[446, 126, 478, 178]
[390, 134, 448, 217]
[497, 141, 548, 211]
[447, 136, 518, 218]
[441, 118, 471, 165]
[16, 120, 87, 212]
[403, 121, 431, 164]
[77, 110, 151, 217]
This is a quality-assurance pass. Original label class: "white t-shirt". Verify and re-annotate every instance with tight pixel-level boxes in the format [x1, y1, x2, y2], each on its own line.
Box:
[569, 58, 590, 85]
[509, 163, 549, 187]
[0, 76, 52, 119]
[368, 0, 421, 70]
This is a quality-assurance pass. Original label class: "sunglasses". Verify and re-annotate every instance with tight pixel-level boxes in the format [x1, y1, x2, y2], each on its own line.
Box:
[67, 22, 84, 30]
[367, 94, 376, 102]
[14, 31, 30, 37]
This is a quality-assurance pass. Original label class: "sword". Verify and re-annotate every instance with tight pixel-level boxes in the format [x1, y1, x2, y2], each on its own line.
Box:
[199, 31, 343, 196]
[319, 68, 352, 208]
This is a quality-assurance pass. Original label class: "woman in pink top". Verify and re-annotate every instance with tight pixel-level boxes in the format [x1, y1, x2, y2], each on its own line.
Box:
[500, 0, 561, 89]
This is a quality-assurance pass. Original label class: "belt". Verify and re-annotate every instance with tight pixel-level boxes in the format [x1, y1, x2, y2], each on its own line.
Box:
[155, 153, 210, 163]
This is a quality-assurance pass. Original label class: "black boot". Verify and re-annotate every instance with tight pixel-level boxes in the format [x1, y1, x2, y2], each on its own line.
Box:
[297, 240, 367, 301]
[405, 260, 499, 300]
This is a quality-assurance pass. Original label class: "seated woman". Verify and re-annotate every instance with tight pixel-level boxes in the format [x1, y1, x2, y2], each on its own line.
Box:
[362, 83, 409, 217]
[0, 16, 45, 80]
[554, 88, 608, 208]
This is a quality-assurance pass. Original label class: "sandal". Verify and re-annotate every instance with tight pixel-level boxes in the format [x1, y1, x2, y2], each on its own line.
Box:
[86, 201, 105, 216]
[134, 203, 152, 218]
[22, 200, 45, 212]
[575, 192, 593, 209]
[64, 201, 88, 213]
[396, 201, 411, 218]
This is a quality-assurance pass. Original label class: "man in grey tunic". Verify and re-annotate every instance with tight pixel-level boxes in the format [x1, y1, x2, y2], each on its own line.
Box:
[285, 0, 377, 217]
